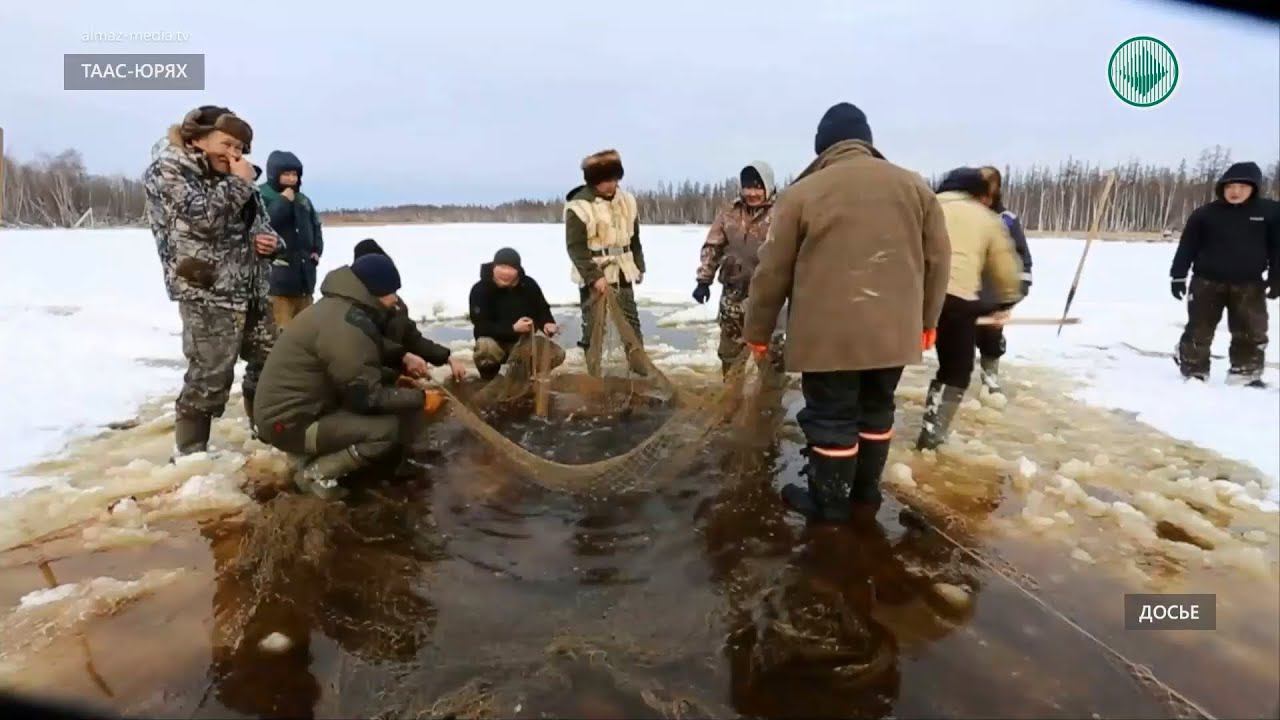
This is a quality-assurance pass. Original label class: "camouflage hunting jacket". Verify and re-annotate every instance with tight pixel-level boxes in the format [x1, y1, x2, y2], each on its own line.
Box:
[144, 138, 279, 311]
[696, 199, 773, 290]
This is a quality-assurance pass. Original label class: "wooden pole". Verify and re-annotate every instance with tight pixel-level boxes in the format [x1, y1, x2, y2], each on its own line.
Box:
[533, 333, 550, 418]
[1057, 172, 1117, 336]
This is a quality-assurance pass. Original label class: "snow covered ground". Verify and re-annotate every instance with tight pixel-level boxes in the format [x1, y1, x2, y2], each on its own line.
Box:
[0, 224, 1276, 496]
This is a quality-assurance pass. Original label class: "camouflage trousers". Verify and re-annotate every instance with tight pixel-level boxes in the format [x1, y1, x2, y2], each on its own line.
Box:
[177, 300, 277, 419]
[474, 336, 567, 378]
[719, 287, 785, 376]
[1177, 277, 1269, 380]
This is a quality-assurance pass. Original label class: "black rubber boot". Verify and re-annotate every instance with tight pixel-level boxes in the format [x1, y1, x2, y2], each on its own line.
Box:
[916, 381, 964, 451]
[810, 452, 855, 523]
[781, 447, 820, 519]
[174, 413, 211, 456]
[852, 436, 890, 507]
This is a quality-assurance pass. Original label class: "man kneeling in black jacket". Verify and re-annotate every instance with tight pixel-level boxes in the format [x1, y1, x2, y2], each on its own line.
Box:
[1170, 161, 1279, 386]
[469, 248, 565, 380]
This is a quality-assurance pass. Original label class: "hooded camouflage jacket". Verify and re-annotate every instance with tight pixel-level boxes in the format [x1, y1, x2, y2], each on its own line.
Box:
[697, 161, 776, 289]
[144, 131, 280, 311]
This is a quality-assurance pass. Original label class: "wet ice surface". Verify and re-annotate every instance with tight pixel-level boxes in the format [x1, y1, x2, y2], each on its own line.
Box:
[0, 319, 1277, 719]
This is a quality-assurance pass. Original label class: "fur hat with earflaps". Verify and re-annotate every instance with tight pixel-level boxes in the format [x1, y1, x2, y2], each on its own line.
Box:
[582, 149, 624, 186]
[168, 105, 254, 152]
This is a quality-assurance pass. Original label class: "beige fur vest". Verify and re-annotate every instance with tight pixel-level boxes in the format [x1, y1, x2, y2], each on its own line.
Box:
[565, 190, 641, 286]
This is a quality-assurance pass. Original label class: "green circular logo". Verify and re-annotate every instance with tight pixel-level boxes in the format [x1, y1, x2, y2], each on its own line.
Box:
[1109, 36, 1178, 107]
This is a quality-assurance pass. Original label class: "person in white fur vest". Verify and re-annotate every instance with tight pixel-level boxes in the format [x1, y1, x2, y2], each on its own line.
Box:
[564, 149, 648, 375]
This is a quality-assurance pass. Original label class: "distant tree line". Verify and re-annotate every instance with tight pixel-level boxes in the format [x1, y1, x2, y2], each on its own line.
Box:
[1, 150, 145, 227]
[3, 146, 1276, 235]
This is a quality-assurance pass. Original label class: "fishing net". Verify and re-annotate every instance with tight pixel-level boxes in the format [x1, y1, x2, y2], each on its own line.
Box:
[436, 288, 782, 496]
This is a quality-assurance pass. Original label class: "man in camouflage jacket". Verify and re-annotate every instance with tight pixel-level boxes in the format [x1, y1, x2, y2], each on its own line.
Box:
[693, 162, 785, 376]
[144, 106, 282, 455]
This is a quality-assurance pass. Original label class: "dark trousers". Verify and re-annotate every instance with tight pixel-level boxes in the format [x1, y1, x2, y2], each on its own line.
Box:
[797, 368, 904, 449]
[934, 294, 983, 389]
[1178, 276, 1269, 377]
[975, 325, 1006, 359]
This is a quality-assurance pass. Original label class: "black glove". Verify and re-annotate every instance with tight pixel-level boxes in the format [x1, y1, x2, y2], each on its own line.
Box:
[1020, 280, 1032, 298]
[692, 282, 712, 304]
[1171, 279, 1187, 300]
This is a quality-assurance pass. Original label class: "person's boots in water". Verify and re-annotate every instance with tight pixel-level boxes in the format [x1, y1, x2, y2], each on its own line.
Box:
[174, 412, 212, 457]
[294, 447, 367, 499]
[851, 430, 891, 507]
[781, 446, 855, 523]
[978, 357, 1002, 395]
[916, 381, 965, 450]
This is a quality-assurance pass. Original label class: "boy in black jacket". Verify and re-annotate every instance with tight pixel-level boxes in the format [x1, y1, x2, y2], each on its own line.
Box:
[1171, 161, 1280, 385]
[469, 248, 565, 380]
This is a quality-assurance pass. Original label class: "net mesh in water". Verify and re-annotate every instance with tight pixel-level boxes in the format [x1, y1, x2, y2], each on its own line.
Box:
[435, 288, 778, 495]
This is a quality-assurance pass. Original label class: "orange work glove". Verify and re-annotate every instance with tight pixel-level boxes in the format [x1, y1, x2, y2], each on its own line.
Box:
[921, 328, 937, 351]
[423, 389, 446, 415]
[746, 342, 769, 360]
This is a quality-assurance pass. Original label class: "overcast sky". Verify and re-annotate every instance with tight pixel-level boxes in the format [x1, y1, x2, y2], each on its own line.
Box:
[1, 0, 1276, 208]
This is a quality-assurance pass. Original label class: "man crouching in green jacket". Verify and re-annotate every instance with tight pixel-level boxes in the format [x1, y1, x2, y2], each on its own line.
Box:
[254, 254, 439, 496]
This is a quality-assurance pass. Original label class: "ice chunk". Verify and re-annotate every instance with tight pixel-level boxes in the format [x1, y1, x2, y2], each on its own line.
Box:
[1216, 546, 1270, 578]
[979, 391, 1008, 410]
[1229, 493, 1278, 513]
[1211, 480, 1246, 498]
[1111, 501, 1143, 519]
[1058, 459, 1093, 480]
[1025, 516, 1055, 531]
[1070, 548, 1095, 564]
[1092, 454, 1111, 468]
[887, 463, 916, 489]
[258, 632, 293, 653]
[18, 584, 79, 608]
[109, 497, 143, 526]
[961, 398, 982, 412]
[1053, 510, 1075, 526]
[1049, 476, 1087, 506]
[1016, 457, 1038, 480]
[933, 582, 972, 611]
[83, 526, 168, 551]
[1243, 530, 1268, 544]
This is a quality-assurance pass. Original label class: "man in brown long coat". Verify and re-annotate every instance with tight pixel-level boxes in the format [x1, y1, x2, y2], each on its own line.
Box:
[743, 102, 951, 523]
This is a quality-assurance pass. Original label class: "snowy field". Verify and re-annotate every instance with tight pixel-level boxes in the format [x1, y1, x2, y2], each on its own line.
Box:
[0, 223, 1276, 497]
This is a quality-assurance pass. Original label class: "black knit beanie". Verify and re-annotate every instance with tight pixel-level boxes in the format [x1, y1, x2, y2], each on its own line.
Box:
[493, 247, 522, 270]
[815, 103, 873, 155]
[353, 238, 387, 261]
[351, 254, 401, 297]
